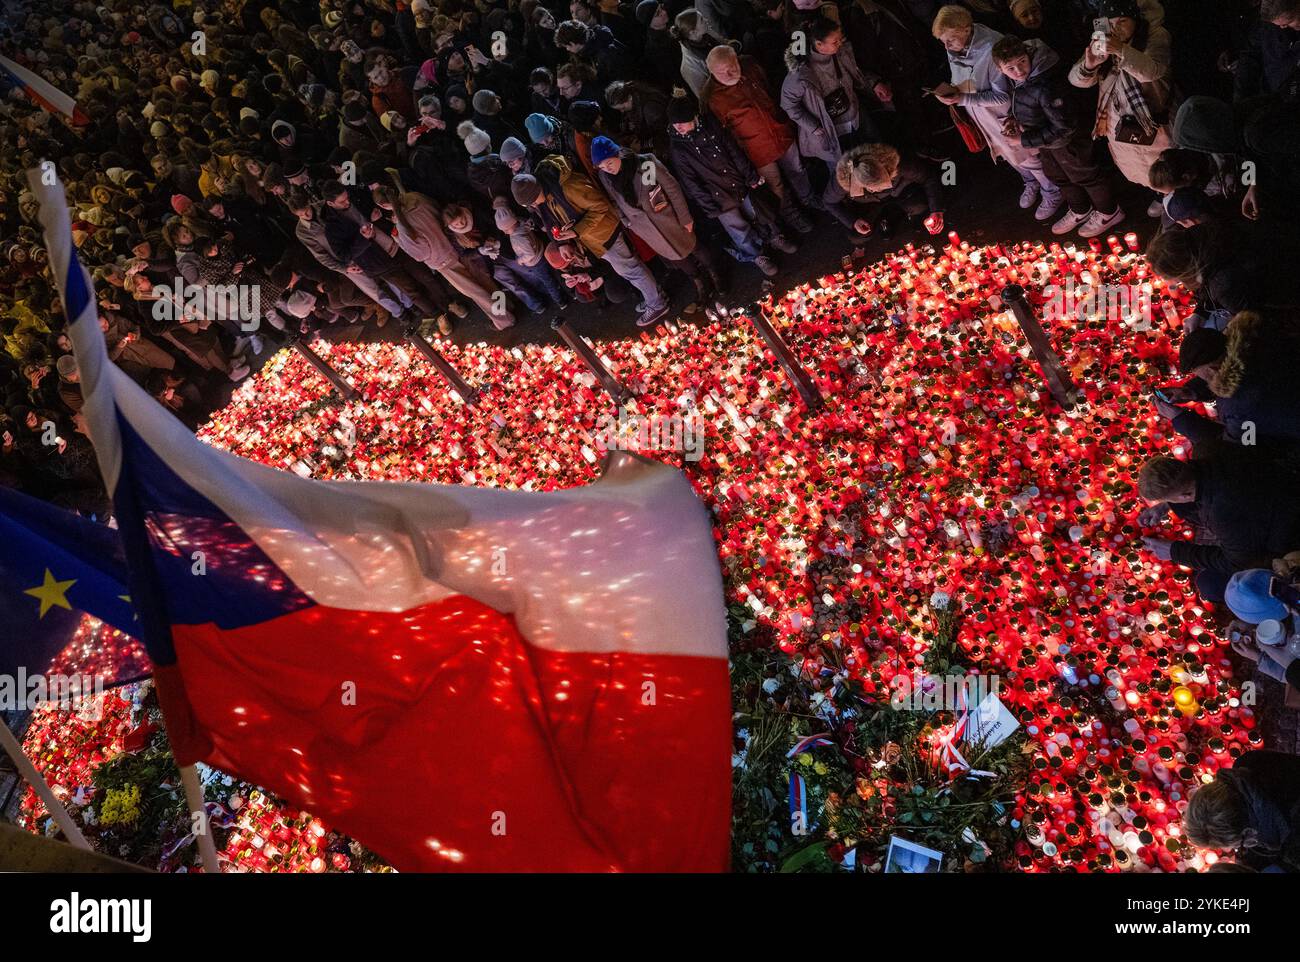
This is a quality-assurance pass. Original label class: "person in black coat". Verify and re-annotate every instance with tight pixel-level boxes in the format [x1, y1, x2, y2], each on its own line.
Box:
[1173, 94, 1300, 220]
[1138, 437, 1300, 598]
[555, 20, 634, 84]
[840, 0, 945, 153]
[1186, 750, 1300, 872]
[1146, 219, 1299, 326]
[666, 99, 796, 277]
[1157, 313, 1300, 446]
[1234, 1, 1300, 102]
[636, 1, 684, 93]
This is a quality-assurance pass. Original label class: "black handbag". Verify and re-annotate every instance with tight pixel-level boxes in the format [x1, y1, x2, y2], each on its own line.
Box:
[1113, 114, 1159, 145]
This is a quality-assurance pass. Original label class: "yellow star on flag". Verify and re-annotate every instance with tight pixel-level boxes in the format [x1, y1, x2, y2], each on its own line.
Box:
[24, 568, 76, 618]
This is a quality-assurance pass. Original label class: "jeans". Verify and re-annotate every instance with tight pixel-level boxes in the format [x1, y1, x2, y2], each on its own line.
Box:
[599, 233, 666, 313]
[493, 256, 567, 312]
[717, 202, 764, 261]
[757, 142, 816, 224]
[348, 269, 413, 317]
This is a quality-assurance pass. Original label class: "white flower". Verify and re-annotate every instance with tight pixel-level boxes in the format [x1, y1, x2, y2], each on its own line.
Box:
[929, 590, 951, 611]
[761, 677, 781, 694]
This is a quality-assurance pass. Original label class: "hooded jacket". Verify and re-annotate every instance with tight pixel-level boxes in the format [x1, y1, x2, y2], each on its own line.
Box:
[532, 155, 622, 256]
[468, 153, 515, 202]
[1174, 96, 1300, 216]
[1173, 311, 1300, 445]
[990, 42, 1075, 148]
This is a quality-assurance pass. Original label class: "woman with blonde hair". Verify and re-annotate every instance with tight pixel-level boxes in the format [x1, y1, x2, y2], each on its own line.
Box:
[930, 4, 1062, 218]
[832, 142, 945, 237]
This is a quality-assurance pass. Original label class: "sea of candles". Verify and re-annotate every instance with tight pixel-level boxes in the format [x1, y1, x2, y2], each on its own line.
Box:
[17, 667, 378, 872]
[27, 236, 1245, 871]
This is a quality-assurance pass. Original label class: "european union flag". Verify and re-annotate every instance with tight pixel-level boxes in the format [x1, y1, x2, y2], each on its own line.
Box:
[0, 485, 144, 683]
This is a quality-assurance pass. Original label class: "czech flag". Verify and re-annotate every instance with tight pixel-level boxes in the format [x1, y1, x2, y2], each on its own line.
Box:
[27, 167, 732, 872]
[0, 55, 90, 126]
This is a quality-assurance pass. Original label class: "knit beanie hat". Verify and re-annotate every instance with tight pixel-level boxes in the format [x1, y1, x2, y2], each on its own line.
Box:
[494, 203, 519, 233]
[589, 135, 620, 166]
[667, 96, 697, 125]
[567, 100, 602, 133]
[458, 120, 491, 155]
[511, 173, 543, 206]
[500, 136, 527, 164]
[472, 89, 500, 115]
[525, 112, 555, 143]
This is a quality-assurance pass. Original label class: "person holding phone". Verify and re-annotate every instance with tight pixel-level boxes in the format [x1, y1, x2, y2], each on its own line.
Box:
[1068, 0, 1175, 216]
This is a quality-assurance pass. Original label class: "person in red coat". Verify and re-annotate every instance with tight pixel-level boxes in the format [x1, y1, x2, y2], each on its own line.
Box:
[701, 46, 816, 234]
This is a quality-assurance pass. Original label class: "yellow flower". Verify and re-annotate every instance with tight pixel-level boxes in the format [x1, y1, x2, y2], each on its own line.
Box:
[798, 752, 813, 766]
[813, 761, 829, 775]
[99, 785, 142, 827]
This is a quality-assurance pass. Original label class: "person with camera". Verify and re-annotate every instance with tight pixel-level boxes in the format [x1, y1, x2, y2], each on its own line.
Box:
[1068, 0, 1175, 217]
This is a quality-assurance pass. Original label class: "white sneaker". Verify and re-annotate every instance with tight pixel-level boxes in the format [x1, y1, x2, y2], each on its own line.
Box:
[1019, 183, 1041, 209]
[1051, 208, 1092, 235]
[1078, 207, 1125, 238]
[1035, 194, 1065, 221]
[1147, 198, 1165, 218]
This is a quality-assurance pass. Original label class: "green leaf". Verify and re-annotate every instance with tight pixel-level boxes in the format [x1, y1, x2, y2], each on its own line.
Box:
[779, 841, 830, 873]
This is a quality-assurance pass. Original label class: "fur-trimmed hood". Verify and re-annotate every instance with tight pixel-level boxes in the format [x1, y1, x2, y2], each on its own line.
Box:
[1212, 310, 1265, 398]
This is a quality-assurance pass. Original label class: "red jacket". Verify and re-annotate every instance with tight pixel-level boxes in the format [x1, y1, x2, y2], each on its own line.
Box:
[371, 77, 416, 122]
[701, 57, 795, 169]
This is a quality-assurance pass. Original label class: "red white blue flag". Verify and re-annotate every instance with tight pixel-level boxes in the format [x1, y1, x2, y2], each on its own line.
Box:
[0, 54, 90, 126]
[27, 167, 731, 872]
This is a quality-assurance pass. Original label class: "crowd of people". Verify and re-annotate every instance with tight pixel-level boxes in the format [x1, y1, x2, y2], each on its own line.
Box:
[2, 0, 1300, 869]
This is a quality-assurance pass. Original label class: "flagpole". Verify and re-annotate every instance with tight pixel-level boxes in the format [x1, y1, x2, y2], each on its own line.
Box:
[0, 718, 92, 850]
[179, 763, 221, 874]
[29, 165, 223, 873]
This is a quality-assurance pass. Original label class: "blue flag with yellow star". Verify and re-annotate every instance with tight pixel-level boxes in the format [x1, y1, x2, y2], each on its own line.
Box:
[0, 485, 145, 683]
